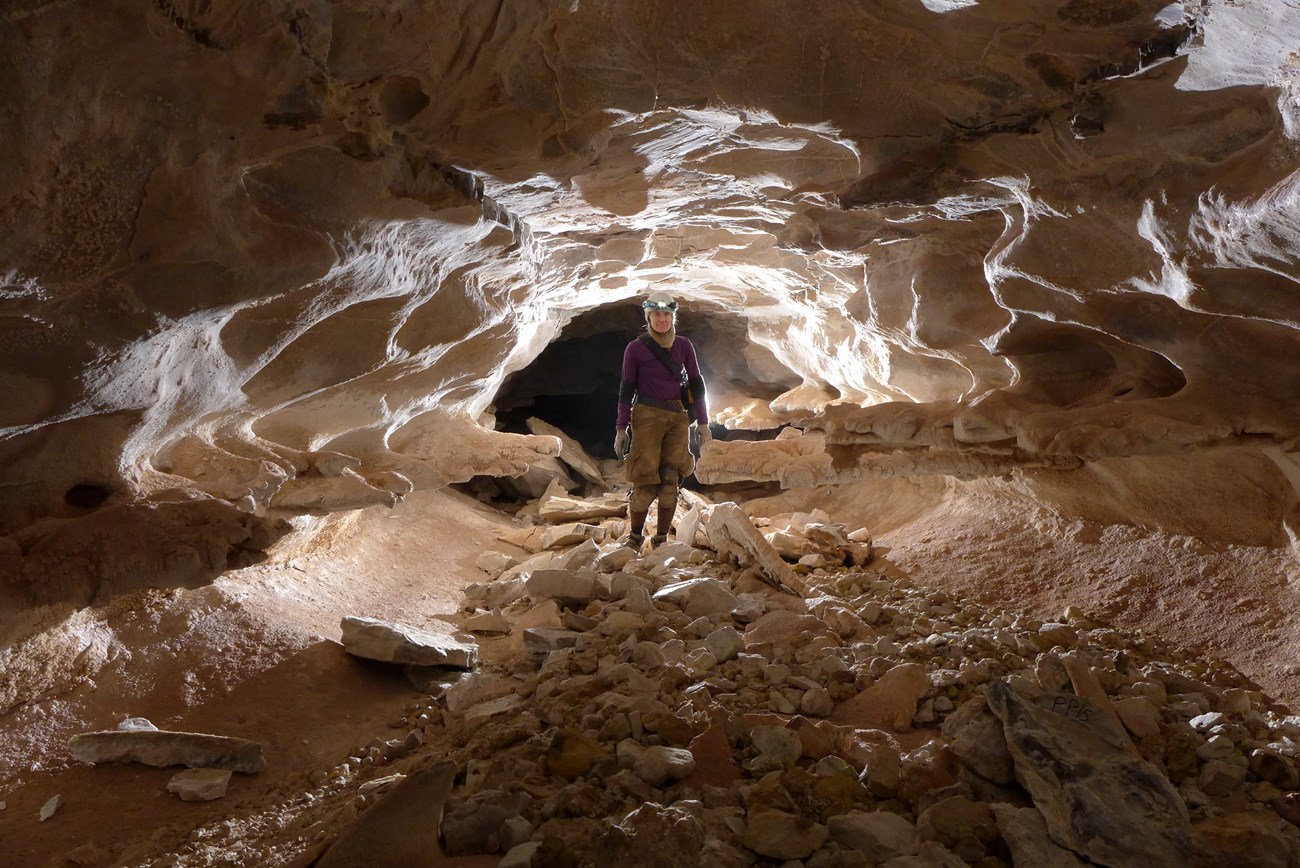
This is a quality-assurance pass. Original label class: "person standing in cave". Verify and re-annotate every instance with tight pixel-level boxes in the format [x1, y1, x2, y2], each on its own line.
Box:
[614, 290, 711, 551]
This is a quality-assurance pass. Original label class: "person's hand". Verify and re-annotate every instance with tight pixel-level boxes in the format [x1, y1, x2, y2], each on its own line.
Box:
[697, 425, 712, 443]
[614, 428, 630, 459]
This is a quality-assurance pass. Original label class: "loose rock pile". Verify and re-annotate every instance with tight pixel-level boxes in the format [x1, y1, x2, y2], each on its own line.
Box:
[308, 499, 1300, 867]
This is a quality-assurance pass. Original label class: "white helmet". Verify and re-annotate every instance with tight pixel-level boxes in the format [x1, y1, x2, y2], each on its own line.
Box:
[642, 290, 678, 314]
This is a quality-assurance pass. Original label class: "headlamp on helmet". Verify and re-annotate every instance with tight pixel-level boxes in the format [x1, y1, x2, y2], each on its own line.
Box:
[643, 291, 678, 313]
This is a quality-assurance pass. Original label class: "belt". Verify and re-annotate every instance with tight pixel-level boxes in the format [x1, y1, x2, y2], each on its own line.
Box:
[635, 397, 686, 413]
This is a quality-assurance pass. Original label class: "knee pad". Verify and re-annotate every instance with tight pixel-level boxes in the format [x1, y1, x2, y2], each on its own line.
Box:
[630, 485, 658, 513]
[658, 465, 680, 486]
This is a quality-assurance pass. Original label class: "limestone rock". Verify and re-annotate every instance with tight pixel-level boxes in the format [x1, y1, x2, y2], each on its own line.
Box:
[1189, 811, 1291, 868]
[316, 762, 456, 868]
[527, 417, 607, 487]
[654, 577, 738, 618]
[941, 696, 1015, 786]
[743, 808, 829, 860]
[340, 616, 477, 669]
[525, 568, 598, 607]
[39, 795, 62, 821]
[828, 810, 920, 862]
[832, 663, 929, 732]
[705, 502, 808, 595]
[986, 680, 1190, 867]
[462, 609, 511, 634]
[167, 768, 233, 801]
[271, 469, 398, 511]
[539, 491, 627, 523]
[632, 745, 696, 786]
[597, 802, 707, 867]
[540, 522, 606, 549]
[69, 730, 266, 773]
[990, 803, 1089, 867]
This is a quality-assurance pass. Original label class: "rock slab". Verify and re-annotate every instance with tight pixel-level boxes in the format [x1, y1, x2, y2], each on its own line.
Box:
[986, 680, 1189, 868]
[167, 768, 233, 801]
[340, 616, 477, 669]
[69, 730, 267, 773]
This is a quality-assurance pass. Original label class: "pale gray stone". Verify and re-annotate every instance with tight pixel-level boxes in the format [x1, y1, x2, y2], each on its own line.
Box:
[117, 717, 158, 732]
[481, 575, 528, 609]
[522, 626, 580, 654]
[463, 609, 510, 634]
[552, 538, 602, 572]
[464, 694, 527, 728]
[1190, 711, 1230, 732]
[500, 841, 541, 868]
[632, 745, 696, 786]
[633, 641, 665, 668]
[167, 768, 232, 801]
[801, 687, 833, 717]
[340, 616, 477, 669]
[501, 816, 534, 852]
[39, 795, 61, 821]
[987, 681, 1189, 867]
[744, 809, 828, 860]
[829, 810, 920, 861]
[1112, 696, 1162, 739]
[442, 791, 530, 856]
[599, 610, 646, 637]
[990, 803, 1088, 867]
[749, 726, 803, 770]
[1195, 733, 1236, 762]
[444, 673, 516, 713]
[539, 492, 626, 524]
[704, 626, 744, 662]
[654, 577, 737, 618]
[624, 583, 653, 614]
[475, 550, 516, 575]
[732, 594, 767, 623]
[539, 522, 606, 549]
[599, 546, 639, 573]
[527, 417, 607, 487]
[1199, 759, 1247, 795]
[69, 730, 266, 773]
[525, 569, 598, 607]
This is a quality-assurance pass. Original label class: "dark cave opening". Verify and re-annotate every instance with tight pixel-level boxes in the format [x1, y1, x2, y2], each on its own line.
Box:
[478, 299, 803, 503]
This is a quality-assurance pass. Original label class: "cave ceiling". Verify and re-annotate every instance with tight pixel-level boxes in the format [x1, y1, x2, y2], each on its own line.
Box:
[3, 0, 1300, 529]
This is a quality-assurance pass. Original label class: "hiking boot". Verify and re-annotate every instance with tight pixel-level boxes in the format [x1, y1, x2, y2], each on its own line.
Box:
[623, 533, 645, 551]
[650, 534, 668, 549]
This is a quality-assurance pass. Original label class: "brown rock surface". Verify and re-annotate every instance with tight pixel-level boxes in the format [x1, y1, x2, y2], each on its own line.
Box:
[6, 2, 1300, 864]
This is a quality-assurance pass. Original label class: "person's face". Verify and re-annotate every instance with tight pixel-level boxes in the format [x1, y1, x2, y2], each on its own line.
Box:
[648, 309, 674, 334]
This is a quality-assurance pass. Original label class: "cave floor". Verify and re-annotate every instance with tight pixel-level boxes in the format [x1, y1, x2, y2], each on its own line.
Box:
[1, 482, 1297, 865]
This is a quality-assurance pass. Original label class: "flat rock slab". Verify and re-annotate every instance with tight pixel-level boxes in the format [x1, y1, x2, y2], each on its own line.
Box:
[987, 680, 1189, 867]
[69, 731, 266, 773]
[341, 616, 477, 669]
[167, 768, 233, 801]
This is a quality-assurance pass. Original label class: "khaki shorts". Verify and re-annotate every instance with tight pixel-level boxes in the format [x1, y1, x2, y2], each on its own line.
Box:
[627, 403, 694, 486]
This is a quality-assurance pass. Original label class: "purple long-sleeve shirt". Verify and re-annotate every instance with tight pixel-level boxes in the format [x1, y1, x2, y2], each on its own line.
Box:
[617, 335, 708, 428]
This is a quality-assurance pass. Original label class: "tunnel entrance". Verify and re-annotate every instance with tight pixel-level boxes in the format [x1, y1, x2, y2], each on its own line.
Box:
[491, 300, 800, 460]
[472, 299, 802, 507]
[493, 306, 641, 460]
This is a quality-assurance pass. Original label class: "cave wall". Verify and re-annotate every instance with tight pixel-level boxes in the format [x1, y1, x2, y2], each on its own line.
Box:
[3, 0, 1300, 569]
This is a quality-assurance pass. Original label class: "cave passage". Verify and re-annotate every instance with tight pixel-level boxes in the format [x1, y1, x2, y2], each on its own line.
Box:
[493, 304, 646, 459]
[491, 301, 800, 461]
